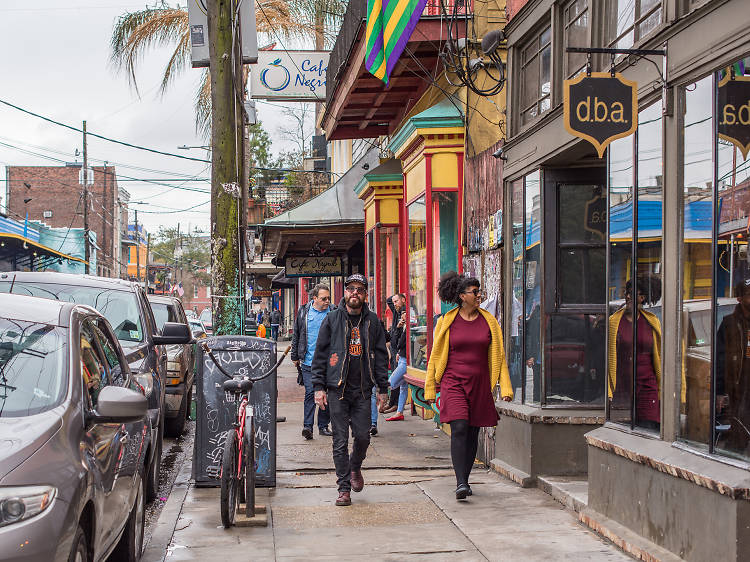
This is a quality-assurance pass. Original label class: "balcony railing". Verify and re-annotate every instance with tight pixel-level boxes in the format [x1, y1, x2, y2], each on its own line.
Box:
[423, 0, 471, 16]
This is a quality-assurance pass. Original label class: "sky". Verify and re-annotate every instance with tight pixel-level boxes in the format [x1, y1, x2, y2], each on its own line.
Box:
[0, 0, 309, 236]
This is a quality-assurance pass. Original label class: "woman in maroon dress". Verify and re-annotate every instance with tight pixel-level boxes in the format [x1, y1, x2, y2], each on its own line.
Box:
[425, 272, 513, 500]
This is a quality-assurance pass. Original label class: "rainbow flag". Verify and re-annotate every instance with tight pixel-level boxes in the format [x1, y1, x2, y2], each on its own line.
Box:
[365, 0, 428, 84]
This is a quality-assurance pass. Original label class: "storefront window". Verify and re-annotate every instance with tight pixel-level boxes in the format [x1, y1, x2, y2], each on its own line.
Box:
[680, 75, 713, 446]
[524, 171, 542, 404]
[520, 25, 551, 126]
[509, 180, 524, 402]
[408, 198, 427, 369]
[607, 103, 664, 432]
[432, 192, 459, 318]
[605, 0, 661, 49]
[562, 0, 589, 79]
[378, 227, 399, 326]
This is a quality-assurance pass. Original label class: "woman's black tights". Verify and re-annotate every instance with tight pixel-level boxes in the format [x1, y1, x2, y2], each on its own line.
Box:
[449, 419, 480, 487]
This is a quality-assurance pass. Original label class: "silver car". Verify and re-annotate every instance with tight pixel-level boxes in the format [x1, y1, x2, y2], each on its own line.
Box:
[0, 294, 149, 561]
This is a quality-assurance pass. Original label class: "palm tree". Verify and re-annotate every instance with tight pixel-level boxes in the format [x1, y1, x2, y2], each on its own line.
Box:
[110, 0, 346, 133]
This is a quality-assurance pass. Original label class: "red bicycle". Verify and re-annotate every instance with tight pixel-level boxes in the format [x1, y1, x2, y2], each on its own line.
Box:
[202, 342, 291, 528]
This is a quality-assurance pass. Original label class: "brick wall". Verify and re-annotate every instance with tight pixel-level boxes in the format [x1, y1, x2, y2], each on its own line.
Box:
[6, 164, 120, 277]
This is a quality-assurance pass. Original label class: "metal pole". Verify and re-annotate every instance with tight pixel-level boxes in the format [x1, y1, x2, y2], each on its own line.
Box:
[102, 161, 107, 276]
[146, 232, 151, 293]
[135, 209, 140, 285]
[83, 120, 90, 274]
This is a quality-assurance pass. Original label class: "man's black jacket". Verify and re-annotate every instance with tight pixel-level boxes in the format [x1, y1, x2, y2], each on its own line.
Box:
[386, 296, 407, 359]
[290, 301, 333, 363]
[311, 299, 389, 396]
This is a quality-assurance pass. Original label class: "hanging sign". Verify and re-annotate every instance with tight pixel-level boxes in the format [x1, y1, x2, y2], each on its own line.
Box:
[564, 72, 638, 158]
[250, 51, 329, 101]
[718, 73, 750, 159]
[285, 256, 342, 277]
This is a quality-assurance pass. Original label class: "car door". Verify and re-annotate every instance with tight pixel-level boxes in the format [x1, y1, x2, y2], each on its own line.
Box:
[174, 300, 195, 383]
[79, 318, 126, 551]
[91, 318, 146, 541]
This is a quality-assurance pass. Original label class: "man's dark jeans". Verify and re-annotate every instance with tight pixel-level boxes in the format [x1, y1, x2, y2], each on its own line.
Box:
[302, 364, 330, 430]
[271, 324, 279, 341]
[327, 390, 371, 492]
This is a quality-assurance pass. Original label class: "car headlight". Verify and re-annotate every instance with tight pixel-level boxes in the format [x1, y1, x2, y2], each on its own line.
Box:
[167, 360, 180, 373]
[0, 486, 56, 528]
[133, 373, 154, 397]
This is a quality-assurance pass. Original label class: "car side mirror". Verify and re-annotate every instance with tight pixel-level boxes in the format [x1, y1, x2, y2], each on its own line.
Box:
[153, 322, 193, 345]
[89, 386, 148, 423]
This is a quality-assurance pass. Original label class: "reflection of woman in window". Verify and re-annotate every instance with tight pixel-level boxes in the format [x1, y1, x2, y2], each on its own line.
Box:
[608, 276, 662, 429]
[425, 272, 513, 500]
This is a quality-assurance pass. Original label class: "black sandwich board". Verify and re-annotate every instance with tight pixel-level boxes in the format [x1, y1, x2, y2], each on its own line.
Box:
[193, 335, 277, 487]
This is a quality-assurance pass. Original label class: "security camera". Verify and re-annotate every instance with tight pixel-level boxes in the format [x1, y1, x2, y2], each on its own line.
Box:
[492, 147, 507, 161]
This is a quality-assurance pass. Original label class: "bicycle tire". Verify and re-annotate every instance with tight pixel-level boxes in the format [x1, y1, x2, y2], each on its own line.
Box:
[244, 417, 256, 517]
[220, 430, 239, 528]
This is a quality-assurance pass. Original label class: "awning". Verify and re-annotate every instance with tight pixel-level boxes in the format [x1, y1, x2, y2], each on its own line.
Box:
[270, 269, 296, 289]
[0, 232, 88, 270]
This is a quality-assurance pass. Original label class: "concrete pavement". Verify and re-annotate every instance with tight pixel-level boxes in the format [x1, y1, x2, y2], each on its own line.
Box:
[150, 358, 632, 561]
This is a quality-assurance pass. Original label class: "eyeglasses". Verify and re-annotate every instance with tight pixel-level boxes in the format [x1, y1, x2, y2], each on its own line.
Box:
[462, 289, 481, 296]
[346, 286, 366, 295]
[317, 296, 331, 302]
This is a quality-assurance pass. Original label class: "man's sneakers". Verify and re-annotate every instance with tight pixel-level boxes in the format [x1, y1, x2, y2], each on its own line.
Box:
[302, 427, 313, 440]
[319, 426, 333, 436]
[455, 483, 471, 500]
[350, 469, 364, 492]
[369, 425, 378, 436]
[385, 412, 404, 421]
[335, 491, 351, 506]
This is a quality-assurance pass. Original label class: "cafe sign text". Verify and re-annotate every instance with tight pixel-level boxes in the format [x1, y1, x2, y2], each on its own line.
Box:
[285, 256, 343, 277]
[564, 72, 638, 158]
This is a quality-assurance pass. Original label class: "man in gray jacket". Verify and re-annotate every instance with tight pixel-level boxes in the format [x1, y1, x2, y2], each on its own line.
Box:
[312, 274, 389, 506]
[292, 283, 333, 439]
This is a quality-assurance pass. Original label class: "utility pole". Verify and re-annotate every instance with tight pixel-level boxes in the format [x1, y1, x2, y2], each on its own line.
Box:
[102, 161, 108, 277]
[82, 120, 90, 275]
[146, 233, 151, 293]
[134, 209, 140, 285]
[208, 0, 242, 335]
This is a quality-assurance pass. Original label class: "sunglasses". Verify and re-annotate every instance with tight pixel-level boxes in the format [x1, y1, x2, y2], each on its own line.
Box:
[462, 289, 481, 296]
[346, 286, 366, 295]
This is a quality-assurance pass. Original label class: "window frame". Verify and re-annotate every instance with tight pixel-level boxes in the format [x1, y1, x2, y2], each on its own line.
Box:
[604, 0, 662, 50]
[561, 0, 591, 81]
[517, 22, 553, 129]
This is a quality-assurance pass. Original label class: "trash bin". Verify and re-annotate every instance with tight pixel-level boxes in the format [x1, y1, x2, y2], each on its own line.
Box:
[245, 317, 258, 337]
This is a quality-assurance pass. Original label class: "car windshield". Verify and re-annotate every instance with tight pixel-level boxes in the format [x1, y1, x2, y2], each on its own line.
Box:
[0, 318, 67, 417]
[688, 304, 735, 347]
[200, 309, 212, 324]
[0, 282, 144, 344]
[151, 302, 178, 333]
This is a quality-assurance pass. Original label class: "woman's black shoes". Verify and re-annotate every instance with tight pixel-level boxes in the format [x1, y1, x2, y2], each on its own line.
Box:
[455, 483, 471, 500]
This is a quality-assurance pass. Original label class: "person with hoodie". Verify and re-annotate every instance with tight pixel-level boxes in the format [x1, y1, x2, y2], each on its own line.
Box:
[425, 271, 513, 500]
[716, 278, 750, 453]
[311, 273, 389, 507]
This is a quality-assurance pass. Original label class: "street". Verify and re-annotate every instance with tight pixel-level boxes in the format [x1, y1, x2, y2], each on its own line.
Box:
[142, 357, 631, 561]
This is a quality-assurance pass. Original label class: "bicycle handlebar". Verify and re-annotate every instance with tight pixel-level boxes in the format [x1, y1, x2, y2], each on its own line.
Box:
[201, 342, 291, 382]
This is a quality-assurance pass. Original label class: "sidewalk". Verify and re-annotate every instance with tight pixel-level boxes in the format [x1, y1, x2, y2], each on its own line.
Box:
[149, 361, 631, 561]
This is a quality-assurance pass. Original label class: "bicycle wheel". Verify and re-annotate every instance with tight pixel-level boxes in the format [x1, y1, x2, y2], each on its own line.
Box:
[244, 417, 256, 517]
[219, 430, 239, 528]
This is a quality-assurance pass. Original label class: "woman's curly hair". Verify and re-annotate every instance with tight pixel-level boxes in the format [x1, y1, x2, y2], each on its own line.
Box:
[437, 271, 480, 305]
[625, 275, 662, 306]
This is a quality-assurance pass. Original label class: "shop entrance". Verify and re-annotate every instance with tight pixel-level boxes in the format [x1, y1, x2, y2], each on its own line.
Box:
[542, 168, 607, 406]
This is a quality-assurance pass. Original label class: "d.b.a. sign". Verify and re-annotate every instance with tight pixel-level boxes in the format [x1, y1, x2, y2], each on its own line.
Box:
[564, 72, 638, 157]
[718, 72, 750, 159]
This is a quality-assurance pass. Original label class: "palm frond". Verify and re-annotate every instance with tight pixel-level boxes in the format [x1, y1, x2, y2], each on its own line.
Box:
[110, 4, 188, 95]
[196, 69, 212, 139]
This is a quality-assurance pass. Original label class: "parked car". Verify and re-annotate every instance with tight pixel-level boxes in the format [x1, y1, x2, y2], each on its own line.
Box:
[0, 293, 149, 561]
[0, 272, 192, 502]
[147, 295, 195, 437]
[188, 317, 207, 339]
[199, 307, 213, 334]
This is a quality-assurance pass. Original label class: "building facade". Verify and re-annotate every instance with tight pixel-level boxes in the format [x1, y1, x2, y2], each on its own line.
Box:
[500, 0, 750, 558]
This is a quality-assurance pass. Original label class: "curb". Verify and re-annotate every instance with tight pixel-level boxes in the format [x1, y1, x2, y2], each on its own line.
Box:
[141, 452, 193, 562]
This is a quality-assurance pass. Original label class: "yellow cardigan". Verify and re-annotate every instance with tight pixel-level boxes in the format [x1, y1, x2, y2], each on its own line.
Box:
[607, 308, 662, 399]
[425, 307, 513, 401]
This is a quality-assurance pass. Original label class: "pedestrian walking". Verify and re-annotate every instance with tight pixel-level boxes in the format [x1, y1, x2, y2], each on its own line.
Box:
[291, 284, 334, 439]
[384, 295, 409, 422]
[270, 307, 282, 341]
[381, 293, 407, 415]
[312, 273, 389, 507]
[425, 271, 513, 500]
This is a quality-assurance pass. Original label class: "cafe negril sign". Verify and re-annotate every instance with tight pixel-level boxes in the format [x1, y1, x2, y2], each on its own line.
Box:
[564, 72, 638, 158]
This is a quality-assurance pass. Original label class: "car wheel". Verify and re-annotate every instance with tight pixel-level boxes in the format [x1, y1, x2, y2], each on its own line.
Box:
[165, 389, 188, 437]
[109, 469, 145, 562]
[146, 422, 163, 502]
[67, 524, 89, 562]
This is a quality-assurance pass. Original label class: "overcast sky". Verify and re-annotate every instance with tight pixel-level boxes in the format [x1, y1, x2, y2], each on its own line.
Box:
[0, 0, 306, 236]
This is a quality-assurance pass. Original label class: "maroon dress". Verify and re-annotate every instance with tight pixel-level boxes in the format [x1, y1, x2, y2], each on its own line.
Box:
[615, 313, 660, 423]
[438, 314, 500, 427]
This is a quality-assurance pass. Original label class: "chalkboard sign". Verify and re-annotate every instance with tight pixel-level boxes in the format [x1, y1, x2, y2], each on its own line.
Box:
[193, 335, 277, 487]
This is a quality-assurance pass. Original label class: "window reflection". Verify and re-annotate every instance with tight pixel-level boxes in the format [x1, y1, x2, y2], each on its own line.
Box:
[509, 180, 524, 402]
[524, 171, 542, 404]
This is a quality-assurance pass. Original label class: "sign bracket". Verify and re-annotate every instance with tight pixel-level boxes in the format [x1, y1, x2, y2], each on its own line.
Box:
[567, 47, 666, 84]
